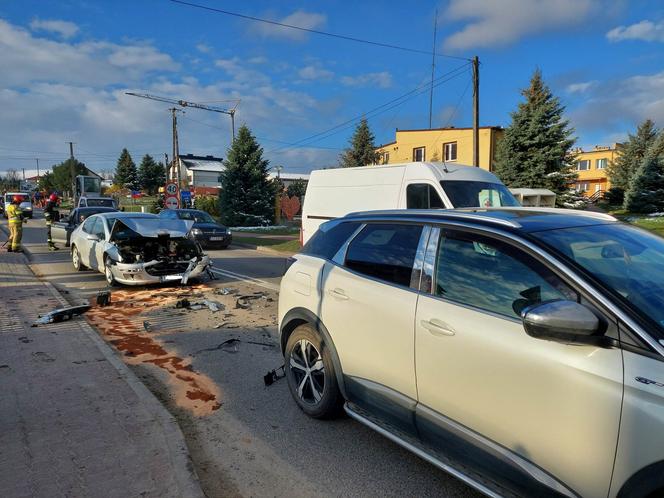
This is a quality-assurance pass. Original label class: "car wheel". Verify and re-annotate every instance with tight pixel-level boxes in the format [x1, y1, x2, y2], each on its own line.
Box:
[71, 245, 85, 271]
[285, 324, 343, 419]
[104, 256, 118, 287]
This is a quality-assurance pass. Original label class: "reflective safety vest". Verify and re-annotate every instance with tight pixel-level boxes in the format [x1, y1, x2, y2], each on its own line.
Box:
[7, 204, 22, 225]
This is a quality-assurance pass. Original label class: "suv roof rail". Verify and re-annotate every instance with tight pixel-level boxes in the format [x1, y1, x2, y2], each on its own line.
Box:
[496, 207, 617, 222]
[347, 209, 523, 229]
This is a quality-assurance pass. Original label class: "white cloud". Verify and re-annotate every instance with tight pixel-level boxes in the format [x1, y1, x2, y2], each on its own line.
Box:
[248, 56, 267, 64]
[566, 81, 597, 94]
[443, 0, 597, 50]
[341, 71, 392, 89]
[251, 11, 326, 41]
[29, 18, 78, 39]
[0, 19, 177, 87]
[607, 20, 664, 42]
[298, 64, 334, 81]
[569, 71, 664, 134]
[195, 43, 212, 53]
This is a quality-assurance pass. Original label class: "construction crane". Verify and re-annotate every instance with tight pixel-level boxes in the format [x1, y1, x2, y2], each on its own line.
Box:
[125, 92, 239, 139]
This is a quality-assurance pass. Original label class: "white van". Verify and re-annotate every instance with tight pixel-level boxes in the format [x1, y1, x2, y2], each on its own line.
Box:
[301, 162, 518, 244]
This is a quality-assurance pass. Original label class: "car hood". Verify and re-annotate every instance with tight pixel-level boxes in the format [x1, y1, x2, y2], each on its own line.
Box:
[109, 217, 194, 241]
[193, 222, 227, 231]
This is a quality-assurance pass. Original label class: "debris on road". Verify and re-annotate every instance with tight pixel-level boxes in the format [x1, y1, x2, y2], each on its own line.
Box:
[96, 290, 112, 307]
[235, 292, 268, 310]
[216, 287, 238, 296]
[202, 299, 224, 312]
[175, 298, 191, 309]
[32, 304, 91, 326]
[143, 320, 152, 332]
[264, 365, 285, 386]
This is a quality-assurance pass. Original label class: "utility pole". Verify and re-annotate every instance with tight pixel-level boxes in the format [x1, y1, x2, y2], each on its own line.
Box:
[428, 9, 438, 129]
[67, 141, 76, 198]
[36, 158, 40, 179]
[170, 108, 183, 190]
[472, 56, 480, 167]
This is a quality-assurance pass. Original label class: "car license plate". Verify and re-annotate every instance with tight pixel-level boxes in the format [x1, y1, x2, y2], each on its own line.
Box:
[210, 236, 224, 241]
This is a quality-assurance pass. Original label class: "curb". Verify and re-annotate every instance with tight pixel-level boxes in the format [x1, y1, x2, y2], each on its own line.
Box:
[40, 276, 205, 497]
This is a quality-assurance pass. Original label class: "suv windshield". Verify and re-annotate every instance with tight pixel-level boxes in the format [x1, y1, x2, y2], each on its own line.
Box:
[441, 181, 519, 208]
[532, 223, 664, 338]
[178, 211, 215, 224]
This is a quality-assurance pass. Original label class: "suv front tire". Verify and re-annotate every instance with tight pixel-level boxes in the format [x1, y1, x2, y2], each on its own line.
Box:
[285, 324, 343, 419]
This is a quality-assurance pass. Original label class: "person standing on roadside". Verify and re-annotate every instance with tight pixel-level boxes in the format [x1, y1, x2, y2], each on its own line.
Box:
[6, 195, 26, 253]
[44, 193, 60, 251]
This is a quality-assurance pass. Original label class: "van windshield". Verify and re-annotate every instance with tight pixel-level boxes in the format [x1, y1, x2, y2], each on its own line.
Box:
[440, 181, 519, 208]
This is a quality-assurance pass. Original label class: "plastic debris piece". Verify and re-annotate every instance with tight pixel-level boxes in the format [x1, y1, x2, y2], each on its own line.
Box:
[33, 305, 91, 326]
[175, 298, 191, 309]
[216, 287, 238, 296]
[202, 300, 224, 312]
[96, 290, 111, 307]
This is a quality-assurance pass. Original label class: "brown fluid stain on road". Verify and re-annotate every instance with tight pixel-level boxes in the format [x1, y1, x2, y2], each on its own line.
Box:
[86, 286, 222, 416]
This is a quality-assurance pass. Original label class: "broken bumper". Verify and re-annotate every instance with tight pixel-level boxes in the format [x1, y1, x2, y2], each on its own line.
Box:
[109, 255, 211, 286]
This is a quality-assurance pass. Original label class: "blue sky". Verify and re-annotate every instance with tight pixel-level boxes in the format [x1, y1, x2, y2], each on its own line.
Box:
[1, 0, 663, 177]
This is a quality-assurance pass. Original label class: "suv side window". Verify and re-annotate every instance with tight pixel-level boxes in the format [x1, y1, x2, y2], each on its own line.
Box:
[407, 183, 445, 209]
[81, 217, 96, 234]
[302, 221, 361, 260]
[345, 223, 423, 287]
[435, 230, 577, 318]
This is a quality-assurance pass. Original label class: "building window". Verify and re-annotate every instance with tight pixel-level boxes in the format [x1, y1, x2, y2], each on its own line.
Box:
[595, 183, 602, 192]
[576, 182, 589, 192]
[596, 158, 607, 169]
[443, 142, 458, 161]
[576, 160, 590, 171]
[413, 147, 425, 162]
[381, 152, 390, 164]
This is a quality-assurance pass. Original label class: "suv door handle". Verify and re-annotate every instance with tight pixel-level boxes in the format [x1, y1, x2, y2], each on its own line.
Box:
[421, 319, 455, 337]
[329, 288, 349, 300]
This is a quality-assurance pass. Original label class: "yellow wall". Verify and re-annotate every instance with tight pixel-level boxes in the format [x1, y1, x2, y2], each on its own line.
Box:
[375, 127, 504, 171]
[573, 146, 619, 196]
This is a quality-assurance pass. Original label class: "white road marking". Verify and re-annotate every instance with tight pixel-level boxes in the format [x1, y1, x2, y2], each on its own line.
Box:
[209, 268, 280, 292]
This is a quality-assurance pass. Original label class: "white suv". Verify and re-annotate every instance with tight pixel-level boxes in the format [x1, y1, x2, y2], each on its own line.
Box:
[278, 208, 664, 498]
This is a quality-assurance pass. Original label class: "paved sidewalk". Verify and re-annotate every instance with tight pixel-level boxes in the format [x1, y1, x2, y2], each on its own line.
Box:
[0, 251, 204, 498]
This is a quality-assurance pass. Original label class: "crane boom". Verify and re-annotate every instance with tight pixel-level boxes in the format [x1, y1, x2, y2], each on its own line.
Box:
[125, 92, 237, 116]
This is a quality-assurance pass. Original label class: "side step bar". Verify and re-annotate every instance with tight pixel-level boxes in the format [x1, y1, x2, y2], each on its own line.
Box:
[344, 402, 503, 498]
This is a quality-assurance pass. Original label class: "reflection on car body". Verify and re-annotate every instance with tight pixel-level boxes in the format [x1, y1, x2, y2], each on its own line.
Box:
[69, 212, 210, 286]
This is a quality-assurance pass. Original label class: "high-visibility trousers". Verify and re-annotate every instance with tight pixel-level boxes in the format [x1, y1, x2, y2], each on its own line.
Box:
[8, 223, 22, 251]
[45, 215, 54, 247]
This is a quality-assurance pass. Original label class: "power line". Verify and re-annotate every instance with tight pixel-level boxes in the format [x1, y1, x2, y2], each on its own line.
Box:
[268, 63, 471, 155]
[169, 0, 470, 62]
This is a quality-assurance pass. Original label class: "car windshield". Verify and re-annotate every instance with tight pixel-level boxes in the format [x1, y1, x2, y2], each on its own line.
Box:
[86, 198, 115, 207]
[440, 181, 520, 208]
[178, 211, 215, 223]
[532, 223, 664, 337]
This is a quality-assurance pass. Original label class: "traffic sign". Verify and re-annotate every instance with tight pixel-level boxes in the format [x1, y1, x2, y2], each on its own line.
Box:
[181, 190, 191, 204]
[165, 182, 178, 196]
[165, 196, 179, 209]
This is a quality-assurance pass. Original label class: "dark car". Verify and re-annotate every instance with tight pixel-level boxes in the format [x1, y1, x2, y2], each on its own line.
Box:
[51, 206, 118, 247]
[159, 209, 232, 249]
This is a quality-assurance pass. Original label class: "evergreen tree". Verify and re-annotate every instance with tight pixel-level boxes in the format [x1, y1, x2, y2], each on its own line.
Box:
[219, 125, 275, 226]
[339, 118, 380, 168]
[608, 119, 659, 192]
[494, 69, 577, 202]
[137, 154, 166, 195]
[114, 148, 138, 189]
[624, 133, 664, 213]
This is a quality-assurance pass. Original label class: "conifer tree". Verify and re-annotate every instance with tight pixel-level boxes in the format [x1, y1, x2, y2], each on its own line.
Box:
[137, 154, 166, 194]
[494, 69, 576, 202]
[624, 133, 664, 213]
[607, 119, 658, 192]
[339, 118, 379, 168]
[219, 125, 275, 226]
[114, 148, 138, 189]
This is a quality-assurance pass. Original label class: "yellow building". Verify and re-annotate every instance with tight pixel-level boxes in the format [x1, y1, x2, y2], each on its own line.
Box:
[375, 126, 505, 171]
[572, 145, 620, 197]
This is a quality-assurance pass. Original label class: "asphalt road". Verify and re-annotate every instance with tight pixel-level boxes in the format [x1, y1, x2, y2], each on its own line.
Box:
[2, 210, 480, 498]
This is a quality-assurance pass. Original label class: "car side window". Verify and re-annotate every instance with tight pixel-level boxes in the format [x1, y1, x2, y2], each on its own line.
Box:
[406, 183, 445, 209]
[435, 230, 577, 318]
[344, 223, 424, 287]
[91, 218, 106, 240]
[81, 217, 96, 234]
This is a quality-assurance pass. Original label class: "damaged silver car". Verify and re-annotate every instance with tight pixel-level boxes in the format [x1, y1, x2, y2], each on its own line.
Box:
[69, 212, 211, 286]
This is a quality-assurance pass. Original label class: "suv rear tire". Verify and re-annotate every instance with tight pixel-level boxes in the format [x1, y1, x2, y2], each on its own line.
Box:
[285, 324, 343, 419]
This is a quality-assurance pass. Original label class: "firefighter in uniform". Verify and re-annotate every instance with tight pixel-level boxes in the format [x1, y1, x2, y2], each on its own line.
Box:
[44, 193, 60, 251]
[7, 195, 25, 253]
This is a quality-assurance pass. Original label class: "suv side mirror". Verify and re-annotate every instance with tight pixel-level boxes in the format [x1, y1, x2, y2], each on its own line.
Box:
[521, 300, 606, 346]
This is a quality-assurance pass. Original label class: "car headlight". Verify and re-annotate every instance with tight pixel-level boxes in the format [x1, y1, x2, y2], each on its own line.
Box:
[191, 228, 203, 236]
[227, 229, 232, 235]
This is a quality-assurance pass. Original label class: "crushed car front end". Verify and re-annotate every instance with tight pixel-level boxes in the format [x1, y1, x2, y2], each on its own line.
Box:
[105, 217, 211, 286]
